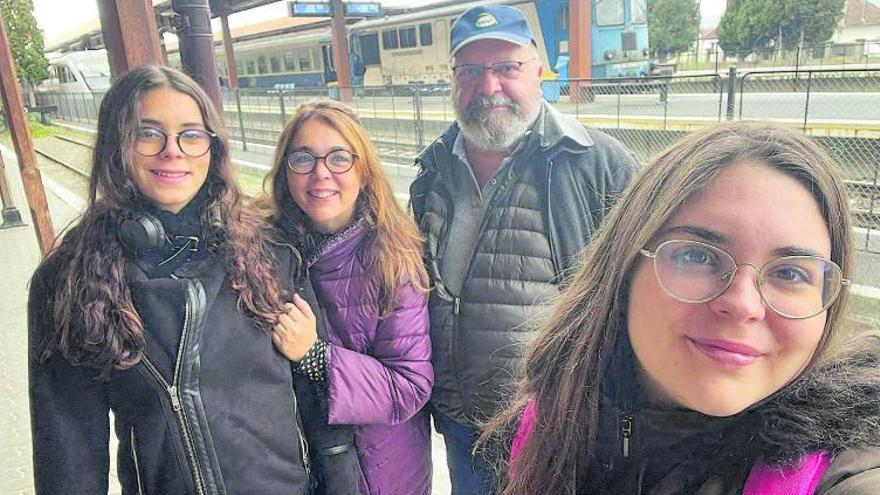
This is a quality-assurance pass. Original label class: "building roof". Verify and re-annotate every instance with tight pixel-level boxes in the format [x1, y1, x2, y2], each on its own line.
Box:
[699, 26, 717, 40]
[841, 0, 880, 27]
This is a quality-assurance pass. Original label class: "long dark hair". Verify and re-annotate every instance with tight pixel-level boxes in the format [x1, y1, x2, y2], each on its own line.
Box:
[262, 99, 428, 316]
[37, 65, 286, 375]
[484, 122, 854, 494]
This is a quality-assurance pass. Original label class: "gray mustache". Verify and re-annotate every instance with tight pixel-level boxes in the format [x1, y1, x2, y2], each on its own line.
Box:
[464, 94, 523, 118]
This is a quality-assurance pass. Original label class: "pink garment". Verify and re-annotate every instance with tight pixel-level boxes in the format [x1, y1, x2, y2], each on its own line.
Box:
[511, 400, 831, 494]
[510, 400, 537, 463]
[743, 451, 831, 495]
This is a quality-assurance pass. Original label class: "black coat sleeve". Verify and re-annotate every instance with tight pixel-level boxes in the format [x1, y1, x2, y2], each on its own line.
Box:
[28, 261, 112, 495]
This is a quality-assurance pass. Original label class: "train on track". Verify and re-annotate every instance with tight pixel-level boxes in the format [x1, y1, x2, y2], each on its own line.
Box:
[39, 0, 650, 95]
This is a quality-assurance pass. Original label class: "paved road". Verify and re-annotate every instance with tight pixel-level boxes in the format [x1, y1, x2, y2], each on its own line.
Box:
[224, 90, 880, 126]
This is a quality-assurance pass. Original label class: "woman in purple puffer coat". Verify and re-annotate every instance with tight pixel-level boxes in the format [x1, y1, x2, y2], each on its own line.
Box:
[263, 99, 433, 495]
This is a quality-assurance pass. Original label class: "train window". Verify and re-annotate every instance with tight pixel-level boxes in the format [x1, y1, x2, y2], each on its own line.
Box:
[560, 4, 569, 30]
[382, 29, 399, 50]
[400, 27, 417, 48]
[299, 50, 313, 71]
[246, 60, 256, 75]
[595, 0, 624, 26]
[258, 55, 268, 74]
[631, 0, 647, 24]
[419, 23, 433, 46]
[284, 53, 296, 71]
[270, 56, 282, 73]
[360, 34, 380, 64]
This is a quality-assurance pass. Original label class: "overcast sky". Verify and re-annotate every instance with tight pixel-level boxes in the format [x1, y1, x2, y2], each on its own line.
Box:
[34, 0, 728, 47]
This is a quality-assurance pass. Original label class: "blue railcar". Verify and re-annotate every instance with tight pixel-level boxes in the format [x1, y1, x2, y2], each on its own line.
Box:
[537, 0, 650, 79]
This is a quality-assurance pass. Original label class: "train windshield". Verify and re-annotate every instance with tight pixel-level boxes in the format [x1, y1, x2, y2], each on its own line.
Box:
[73, 52, 111, 91]
[631, 0, 647, 24]
[595, 0, 624, 26]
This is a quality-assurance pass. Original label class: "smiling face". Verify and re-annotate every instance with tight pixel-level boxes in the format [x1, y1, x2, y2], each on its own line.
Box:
[627, 162, 831, 417]
[285, 118, 363, 233]
[452, 39, 542, 150]
[129, 87, 211, 213]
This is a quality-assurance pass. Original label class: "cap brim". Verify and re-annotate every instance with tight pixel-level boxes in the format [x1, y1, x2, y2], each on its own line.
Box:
[449, 33, 533, 58]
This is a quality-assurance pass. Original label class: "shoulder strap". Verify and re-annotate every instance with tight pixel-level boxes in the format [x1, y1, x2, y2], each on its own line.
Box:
[743, 451, 831, 495]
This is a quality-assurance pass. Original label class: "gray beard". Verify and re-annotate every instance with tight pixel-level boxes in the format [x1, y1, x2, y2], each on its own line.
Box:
[455, 94, 539, 152]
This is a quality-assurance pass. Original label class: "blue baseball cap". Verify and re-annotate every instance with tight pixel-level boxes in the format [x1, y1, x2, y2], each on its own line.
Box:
[449, 5, 536, 58]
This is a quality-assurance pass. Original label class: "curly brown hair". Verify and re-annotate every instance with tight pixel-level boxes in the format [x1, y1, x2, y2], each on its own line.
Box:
[37, 65, 287, 375]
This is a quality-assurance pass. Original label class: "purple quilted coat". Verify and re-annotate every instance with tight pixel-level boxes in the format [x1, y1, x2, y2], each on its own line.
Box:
[307, 223, 433, 495]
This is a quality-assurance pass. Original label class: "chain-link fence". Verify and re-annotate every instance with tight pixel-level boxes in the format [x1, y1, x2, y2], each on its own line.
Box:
[738, 68, 880, 253]
[668, 40, 880, 74]
[34, 69, 879, 252]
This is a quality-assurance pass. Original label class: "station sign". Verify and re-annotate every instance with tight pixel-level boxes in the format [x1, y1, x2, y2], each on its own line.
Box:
[288, 1, 382, 17]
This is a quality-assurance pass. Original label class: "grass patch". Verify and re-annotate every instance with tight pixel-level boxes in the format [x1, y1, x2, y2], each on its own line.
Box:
[235, 167, 268, 197]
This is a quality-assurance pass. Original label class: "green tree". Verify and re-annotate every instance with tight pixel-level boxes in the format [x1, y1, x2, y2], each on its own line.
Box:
[647, 0, 700, 58]
[0, 0, 49, 84]
[717, 0, 845, 55]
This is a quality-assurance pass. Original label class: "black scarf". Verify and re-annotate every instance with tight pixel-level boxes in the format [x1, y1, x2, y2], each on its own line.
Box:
[138, 187, 212, 278]
[592, 334, 880, 493]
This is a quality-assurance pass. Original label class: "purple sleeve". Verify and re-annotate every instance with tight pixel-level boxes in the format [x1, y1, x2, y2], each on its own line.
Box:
[325, 284, 433, 425]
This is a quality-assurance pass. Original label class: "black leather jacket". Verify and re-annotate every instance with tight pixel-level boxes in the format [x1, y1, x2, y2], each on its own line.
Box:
[29, 239, 313, 495]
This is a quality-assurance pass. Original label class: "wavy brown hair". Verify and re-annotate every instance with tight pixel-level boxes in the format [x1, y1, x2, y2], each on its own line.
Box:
[483, 122, 854, 494]
[37, 65, 287, 375]
[262, 99, 428, 316]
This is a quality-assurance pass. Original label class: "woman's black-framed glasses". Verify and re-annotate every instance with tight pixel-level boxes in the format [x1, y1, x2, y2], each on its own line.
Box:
[135, 127, 216, 158]
[286, 149, 358, 175]
[639, 239, 849, 320]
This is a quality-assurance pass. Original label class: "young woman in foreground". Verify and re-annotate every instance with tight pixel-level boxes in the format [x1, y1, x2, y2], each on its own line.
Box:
[29, 66, 313, 494]
[489, 122, 880, 494]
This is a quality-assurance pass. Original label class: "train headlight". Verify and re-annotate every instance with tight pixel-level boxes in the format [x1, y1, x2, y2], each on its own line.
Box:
[604, 50, 615, 61]
[643, 48, 650, 57]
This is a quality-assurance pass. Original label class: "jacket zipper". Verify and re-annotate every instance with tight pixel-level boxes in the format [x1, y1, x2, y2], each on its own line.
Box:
[140, 289, 207, 495]
[130, 426, 145, 495]
[620, 413, 633, 459]
[545, 159, 561, 279]
[291, 377, 311, 480]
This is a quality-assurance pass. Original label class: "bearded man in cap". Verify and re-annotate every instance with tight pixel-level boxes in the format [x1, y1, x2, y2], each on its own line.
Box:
[410, 4, 639, 493]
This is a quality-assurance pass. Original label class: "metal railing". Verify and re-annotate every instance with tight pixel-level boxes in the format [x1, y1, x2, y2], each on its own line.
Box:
[667, 40, 880, 74]
[34, 69, 880, 253]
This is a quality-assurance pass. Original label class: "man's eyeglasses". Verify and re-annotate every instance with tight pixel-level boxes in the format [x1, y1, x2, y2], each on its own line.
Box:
[286, 149, 358, 175]
[451, 59, 537, 84]
[639, 239, 849, 319]
[135, 127, 216, 158]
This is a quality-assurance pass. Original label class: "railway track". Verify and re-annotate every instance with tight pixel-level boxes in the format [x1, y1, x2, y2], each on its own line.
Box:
[34, 136, 92, 179]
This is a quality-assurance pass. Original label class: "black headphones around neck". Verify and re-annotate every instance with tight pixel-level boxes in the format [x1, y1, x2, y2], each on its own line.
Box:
[117, 211, 167, 256]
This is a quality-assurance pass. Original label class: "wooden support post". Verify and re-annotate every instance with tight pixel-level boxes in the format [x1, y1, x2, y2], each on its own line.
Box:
[568, 0, 592, 99]
[97, 0, 164, 79]
[220, 9, 239, 90]
[0, 152, 24, 228]
[330, 0, 352, 102]
[0, 11, 54, 252]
